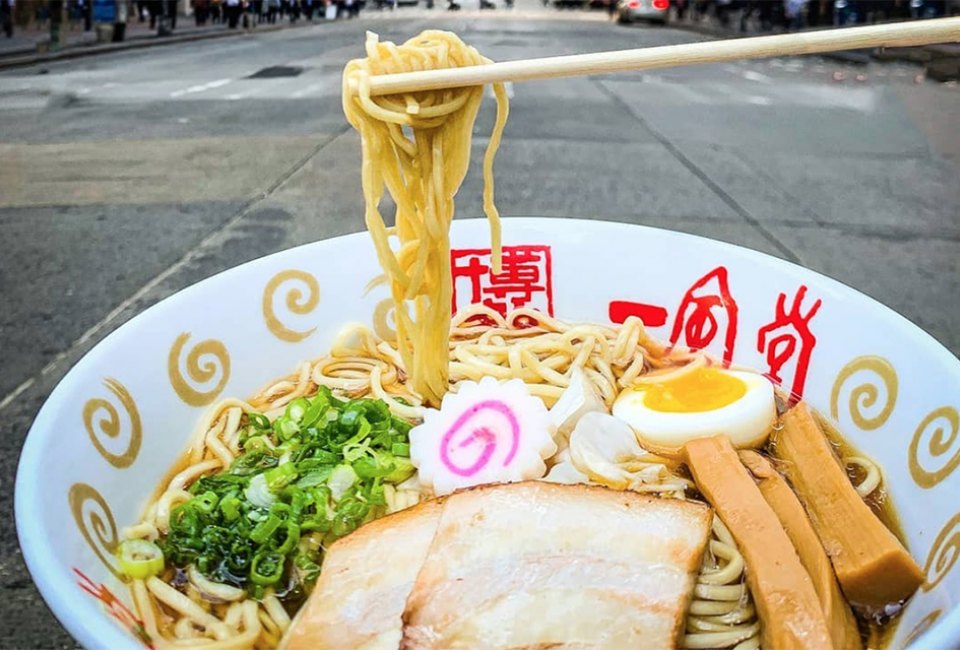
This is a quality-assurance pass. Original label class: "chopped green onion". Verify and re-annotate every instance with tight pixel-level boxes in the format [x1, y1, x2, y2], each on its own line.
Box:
[385, 456, 415, 483]
[300, 399, 328, 429]
[264, 462, 298, 491]
[153, 392, 415, 597]
[250, 551, 284, 586]
[117, 539, 165, 580]
[245, 473, 276, 509]
[285, 397, 310, 423]
[194, 491, 219, 515]
[276, 417, 300, 442]
[250, 514, 282, 545]
[328, 464, 358, 501]
[272, 521, 301, 555]
[296, 468, 333, 489]
[219, 495, 242, 522]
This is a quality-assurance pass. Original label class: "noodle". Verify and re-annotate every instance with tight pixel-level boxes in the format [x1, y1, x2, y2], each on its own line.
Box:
[130, 310, 763, 650]
[684, 517, 761, 650]
[342, 30, 509, 406]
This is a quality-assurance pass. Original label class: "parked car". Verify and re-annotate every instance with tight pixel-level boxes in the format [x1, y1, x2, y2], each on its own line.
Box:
[616, 0, 669, 23]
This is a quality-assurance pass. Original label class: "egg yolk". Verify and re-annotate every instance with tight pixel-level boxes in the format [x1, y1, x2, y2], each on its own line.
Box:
[641, 367, 747, 413]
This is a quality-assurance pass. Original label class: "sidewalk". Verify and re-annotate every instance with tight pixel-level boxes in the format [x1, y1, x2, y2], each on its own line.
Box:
[0, 14, 313, 66]
[671, 13, 960, 81]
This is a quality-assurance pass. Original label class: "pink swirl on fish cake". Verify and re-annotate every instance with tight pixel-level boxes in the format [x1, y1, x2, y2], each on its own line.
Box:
[439, 400, 521, 477]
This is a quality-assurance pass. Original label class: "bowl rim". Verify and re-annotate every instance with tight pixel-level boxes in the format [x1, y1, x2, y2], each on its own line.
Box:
[15, 216, 960, 650]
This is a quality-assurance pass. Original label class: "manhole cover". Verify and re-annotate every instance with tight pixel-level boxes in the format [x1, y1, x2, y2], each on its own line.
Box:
[247, 66, 304, 79]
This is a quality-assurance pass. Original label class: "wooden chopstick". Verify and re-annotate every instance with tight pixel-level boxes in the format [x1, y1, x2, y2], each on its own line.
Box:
[364, 17, 960, 96]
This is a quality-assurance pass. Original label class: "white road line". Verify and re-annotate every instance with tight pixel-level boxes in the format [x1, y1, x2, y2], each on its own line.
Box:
[170, 78, 232, 98]
[747, 95, 773, 105]
[291, 82, 323, 98]
[665, 82, 710, 104]
[741, 70, 773, 84]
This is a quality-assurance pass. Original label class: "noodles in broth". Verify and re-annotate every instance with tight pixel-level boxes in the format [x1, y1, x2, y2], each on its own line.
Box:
[120, 29, 895, 650]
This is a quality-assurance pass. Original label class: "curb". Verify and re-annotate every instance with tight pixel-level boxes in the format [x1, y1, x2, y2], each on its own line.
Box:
[0, 21, 311, 70]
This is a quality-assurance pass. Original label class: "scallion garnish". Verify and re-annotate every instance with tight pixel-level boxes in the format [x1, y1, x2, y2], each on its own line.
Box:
[117, 539, 165, 580]
[155, 388, 416, 597]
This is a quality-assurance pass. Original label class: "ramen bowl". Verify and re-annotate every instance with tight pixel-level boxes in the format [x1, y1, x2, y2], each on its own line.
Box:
[15, 217, 960, 649]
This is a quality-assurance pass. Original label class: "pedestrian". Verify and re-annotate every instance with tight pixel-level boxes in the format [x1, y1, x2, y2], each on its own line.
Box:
[148, 0, 160, 27]
[715, 0, 733, 26]
[137, 0, 146, 20]
[267, 0, 279, 22]
[783, 0, 805, 28]
[194, 0, 210, 24]
[252, 0, 263, 21]
[165, 0, 178, 28]
[0, 0, 13, 38]
[211, 0, 222, 21]
[303, 0, 314, 19]
[224, 0, 241, 26]
[674, 0, 687, 19]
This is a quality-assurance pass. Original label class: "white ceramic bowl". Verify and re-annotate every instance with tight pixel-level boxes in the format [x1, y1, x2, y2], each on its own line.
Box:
[16, 218, 960, 649]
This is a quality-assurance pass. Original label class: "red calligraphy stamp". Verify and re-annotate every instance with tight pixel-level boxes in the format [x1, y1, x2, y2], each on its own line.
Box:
[756, 285, 822, 403]
[74, 568, 155, 649]
[669, 266, 739, 365]
[451, 245, 554, 317]
[608, 301, 669, 327]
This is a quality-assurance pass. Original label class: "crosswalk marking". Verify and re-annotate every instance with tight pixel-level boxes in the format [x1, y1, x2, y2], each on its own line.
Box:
[170, 78, 233, 98]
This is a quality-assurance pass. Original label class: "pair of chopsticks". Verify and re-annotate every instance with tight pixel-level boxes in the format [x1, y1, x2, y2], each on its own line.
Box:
[363, 17, 960, 96]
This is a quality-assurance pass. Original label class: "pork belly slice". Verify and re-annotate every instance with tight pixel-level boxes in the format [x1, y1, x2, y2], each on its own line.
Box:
[402, 482, 712, 650]
[283, 499, 443, 650]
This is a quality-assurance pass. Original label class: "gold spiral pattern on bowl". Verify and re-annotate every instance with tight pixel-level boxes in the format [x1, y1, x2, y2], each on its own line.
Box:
[167, 332, 231, 407]
[262, 270, 321, 343]
[68, 483, 123, 581]
[82, 378, 141, 468]
[909, 406, 960, 489]
[829, 355, 898, 431]
[922, 511, 960, 592]
[903, 608, 942, 646]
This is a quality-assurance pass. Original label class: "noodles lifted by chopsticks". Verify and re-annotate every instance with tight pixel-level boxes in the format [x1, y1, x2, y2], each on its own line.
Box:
[342, 30, 509, 407]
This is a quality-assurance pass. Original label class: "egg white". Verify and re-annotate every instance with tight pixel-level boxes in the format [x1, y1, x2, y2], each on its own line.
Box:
[612, 369, 776, 452]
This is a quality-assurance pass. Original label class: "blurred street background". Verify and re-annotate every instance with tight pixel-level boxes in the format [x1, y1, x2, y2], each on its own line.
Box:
[1, 0, 959, 645]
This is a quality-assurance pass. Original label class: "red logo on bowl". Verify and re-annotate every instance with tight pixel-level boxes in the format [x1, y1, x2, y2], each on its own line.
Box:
[451, 245, 554, 318]
[74, 568, 155, 649]
[669, 266, 739, 366]
[757, 285, 822, 403]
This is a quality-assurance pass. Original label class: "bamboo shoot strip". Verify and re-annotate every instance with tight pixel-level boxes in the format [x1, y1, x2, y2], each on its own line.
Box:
[773, 403, 923, 610]
[740, 450, 862, 650]
[684, 435, 833, 650]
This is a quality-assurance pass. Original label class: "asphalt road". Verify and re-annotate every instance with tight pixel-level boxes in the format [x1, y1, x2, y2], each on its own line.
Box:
[2, 3, 960, 647]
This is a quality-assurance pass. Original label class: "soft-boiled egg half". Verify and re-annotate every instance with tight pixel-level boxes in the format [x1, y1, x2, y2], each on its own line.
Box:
[612, 366, 776, 453]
